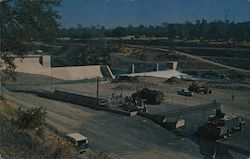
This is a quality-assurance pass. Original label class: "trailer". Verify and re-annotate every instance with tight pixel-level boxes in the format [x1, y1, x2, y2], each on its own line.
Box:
[139, 101, 221, 130]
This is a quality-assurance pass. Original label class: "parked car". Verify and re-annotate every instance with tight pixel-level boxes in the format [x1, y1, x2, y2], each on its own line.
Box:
[177, 89, 193, 97]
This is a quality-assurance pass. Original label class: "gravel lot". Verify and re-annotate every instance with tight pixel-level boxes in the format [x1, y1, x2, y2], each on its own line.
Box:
[4, 77, 250, 159]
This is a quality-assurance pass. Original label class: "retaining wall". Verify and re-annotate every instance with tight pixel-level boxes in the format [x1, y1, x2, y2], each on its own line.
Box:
[38, 90, 137, 116]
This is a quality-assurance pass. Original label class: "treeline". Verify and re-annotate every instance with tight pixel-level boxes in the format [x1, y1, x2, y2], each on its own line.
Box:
[59, 20, 250, 42]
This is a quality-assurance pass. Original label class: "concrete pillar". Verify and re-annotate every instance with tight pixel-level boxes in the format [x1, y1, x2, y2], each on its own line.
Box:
[156, 63, 159, 71]
[172, 61, 178, 70]
[168, 61, 178, 70]
[40, 55, 51, 68]
[131, 64, 135, 74]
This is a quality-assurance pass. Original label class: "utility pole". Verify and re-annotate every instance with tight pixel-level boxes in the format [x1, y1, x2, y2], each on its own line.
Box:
[120, 82, 123, 97]
[232, 94, 235, 115]
[0, 78, 1, 101]
[0, 57, 2, 100]
[0, 13, 3, 100]
[96, 76, 99, 102]
[50, 66, 53, 91]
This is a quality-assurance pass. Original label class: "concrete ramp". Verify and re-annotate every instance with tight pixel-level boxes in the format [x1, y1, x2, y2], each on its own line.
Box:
[101, 65, 115, 79]
[126, 70, 186, 79]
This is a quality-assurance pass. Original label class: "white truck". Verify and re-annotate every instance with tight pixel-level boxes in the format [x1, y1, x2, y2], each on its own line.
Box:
[66, 133, 89, 153]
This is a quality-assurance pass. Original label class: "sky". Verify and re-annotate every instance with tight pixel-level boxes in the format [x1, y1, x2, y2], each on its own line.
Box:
[59, 0, 250, 28]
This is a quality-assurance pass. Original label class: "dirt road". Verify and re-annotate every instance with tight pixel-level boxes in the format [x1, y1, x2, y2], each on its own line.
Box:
[4, 90, 203, 159]
[4, 77, 250, 158]
[127, 44, 250, 74]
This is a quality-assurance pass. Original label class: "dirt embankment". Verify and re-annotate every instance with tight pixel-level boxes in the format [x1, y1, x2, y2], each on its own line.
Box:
[0, 99, 77, 159]
[0, 99, 117, 159]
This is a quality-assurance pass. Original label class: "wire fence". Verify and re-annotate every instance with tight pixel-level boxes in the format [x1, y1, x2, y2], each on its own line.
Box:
[164, 94, 209, 106]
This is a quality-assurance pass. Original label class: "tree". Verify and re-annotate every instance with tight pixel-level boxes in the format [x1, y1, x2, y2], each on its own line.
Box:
[59, 20, 250, 42]
[0, 0, 61, 95]
[78, 39, 111, 65]
[111, 26, 127, 37]
[0, 0, 61, 75]
[15, 107, 47, 130]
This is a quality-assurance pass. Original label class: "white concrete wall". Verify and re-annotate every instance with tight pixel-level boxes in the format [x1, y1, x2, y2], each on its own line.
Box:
[52, 65, 103, 80]
[14, 56, 51, 76]
[11, 55, 113, 80]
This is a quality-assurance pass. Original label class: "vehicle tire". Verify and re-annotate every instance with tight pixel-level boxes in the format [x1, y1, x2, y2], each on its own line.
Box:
[240, 123, 245, 131]
[228, 129, 233, 137]
[223, 131, 229, 139]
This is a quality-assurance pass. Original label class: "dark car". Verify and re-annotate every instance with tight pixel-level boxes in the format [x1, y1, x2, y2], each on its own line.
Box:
[177, 89, 193, 97]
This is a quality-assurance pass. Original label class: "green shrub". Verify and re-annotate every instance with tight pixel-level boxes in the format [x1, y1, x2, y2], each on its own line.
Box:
[15, 107, 47, 130]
